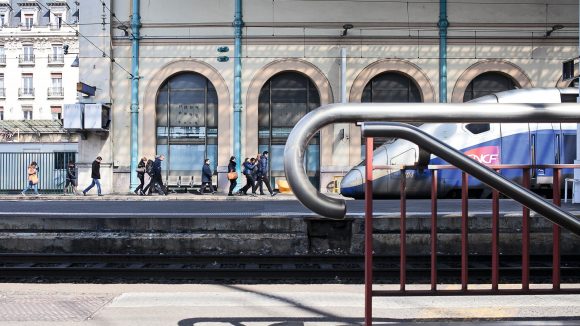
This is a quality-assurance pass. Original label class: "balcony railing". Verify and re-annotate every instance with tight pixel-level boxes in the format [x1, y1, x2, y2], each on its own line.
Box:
[0, 55, 5, 66]
[47, 87, 64, 98]
[20, 24, 33, 31]
[0, 88, 5, 98]
[18, 54, 35, 65]
[18, 88, 34, 97]
[49, 23, 62, 31]
[48, 54, 64, 64]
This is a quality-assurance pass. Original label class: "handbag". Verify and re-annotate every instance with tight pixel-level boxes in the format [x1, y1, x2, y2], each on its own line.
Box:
[136, 167, 145, 173]
[227, 171, 238, 180]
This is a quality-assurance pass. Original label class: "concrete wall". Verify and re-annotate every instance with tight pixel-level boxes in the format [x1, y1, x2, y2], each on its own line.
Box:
[79, 0, 579, 193]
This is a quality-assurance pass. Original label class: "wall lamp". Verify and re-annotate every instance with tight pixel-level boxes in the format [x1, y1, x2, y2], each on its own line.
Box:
[341, 24, 353, 37]
[545, 24, 564, 37]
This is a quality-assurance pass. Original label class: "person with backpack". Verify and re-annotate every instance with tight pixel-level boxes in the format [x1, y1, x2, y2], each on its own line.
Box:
[239, 157, 257, 195]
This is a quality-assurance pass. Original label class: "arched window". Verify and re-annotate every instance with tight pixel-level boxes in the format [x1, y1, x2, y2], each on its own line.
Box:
[156, 72, 218, 178]
[463, 72, 517, 102]
[258, 71, 320, 188]
[361, 72, 422, 153]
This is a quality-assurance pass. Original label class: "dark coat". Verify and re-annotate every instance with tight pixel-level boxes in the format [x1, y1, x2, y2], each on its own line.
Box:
[257, 155, 268, 175]
[137, 159, 146, 177]
[66, 163, 76, 180]
[228, 161, 236, 173]
[91, 160, 100, 179]
[202, 163, 212, 183]
[243, 161, 255, 175]
[153, 158, 162, 177]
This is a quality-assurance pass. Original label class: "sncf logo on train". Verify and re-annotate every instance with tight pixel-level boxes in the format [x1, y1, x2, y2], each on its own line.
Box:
[464, 146, 500, 165]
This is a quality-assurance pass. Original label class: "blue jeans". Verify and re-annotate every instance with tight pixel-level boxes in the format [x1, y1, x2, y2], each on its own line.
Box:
[84, 178, 101, 194]
[22, 182, 39, 195]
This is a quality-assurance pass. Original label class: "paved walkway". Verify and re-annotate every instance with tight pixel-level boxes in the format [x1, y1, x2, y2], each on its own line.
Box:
[0, 283, 579, 325]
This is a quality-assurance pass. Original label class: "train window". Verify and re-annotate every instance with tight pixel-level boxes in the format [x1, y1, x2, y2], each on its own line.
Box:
[463, 72, 516, 102]
[465, 123, 490, 134]
[561, 94, 577, 103]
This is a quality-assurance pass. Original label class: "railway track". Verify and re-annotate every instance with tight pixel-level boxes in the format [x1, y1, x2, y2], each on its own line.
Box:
[0, 253, 578, 283]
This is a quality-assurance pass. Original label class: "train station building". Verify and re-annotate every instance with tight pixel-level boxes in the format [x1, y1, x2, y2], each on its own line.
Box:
[78, 0, 578, 193]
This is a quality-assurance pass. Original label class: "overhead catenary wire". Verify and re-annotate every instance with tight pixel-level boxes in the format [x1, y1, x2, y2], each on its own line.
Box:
[35, 0, 133, 78]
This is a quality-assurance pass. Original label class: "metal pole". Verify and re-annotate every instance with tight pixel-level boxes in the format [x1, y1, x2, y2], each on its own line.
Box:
[130, 0, 141, 191]
[341, 48, 347, 103]
[438, 0, 448, 103]
[234, 0, 244, 183]
[364, 137, 373, 326]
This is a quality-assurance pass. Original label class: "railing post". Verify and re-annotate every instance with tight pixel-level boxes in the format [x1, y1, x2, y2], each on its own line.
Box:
[400, 168, 407, 292]
[461, 171, 469, 291]
[492, 169, 500, 291]
[522, 168, 530, 291]
[431, 169, 438, 291]
[552, 168, 561, 290]
[364, 137, 373, 326]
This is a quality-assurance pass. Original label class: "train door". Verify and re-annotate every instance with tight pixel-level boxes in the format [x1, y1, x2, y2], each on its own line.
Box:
[530, 123, 560, 186]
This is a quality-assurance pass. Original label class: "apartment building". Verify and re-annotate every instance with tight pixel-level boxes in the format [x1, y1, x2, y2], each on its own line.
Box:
[0, 0, 78, 121]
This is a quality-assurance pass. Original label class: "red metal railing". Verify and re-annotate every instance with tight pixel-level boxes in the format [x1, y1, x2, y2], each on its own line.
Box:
[363, 136, 580, 325]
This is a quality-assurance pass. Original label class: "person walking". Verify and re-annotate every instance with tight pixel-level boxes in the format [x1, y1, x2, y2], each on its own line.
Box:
[142, 158, 155, 195]
[199, 158, 215, 194]
[65, 160, 79, 195]
[83, 156, 103, 196]
[134, 156, 147, 195]
[239, 157, 257, 195]
[255, 151, 276, 196]
[227, 156, 237, 196]
[21, 161, 40, 196]
[151, 154, 167, 195]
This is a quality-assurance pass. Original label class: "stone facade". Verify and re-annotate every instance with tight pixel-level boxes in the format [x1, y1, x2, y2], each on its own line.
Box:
[79, 0, 578, 193]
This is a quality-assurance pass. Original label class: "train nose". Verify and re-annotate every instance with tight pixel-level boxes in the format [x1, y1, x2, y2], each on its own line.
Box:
[340, 167, 364, 198]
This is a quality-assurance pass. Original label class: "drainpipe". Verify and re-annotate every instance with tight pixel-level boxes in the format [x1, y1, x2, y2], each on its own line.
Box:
[438, 0, 448, 103]
[130, 0, 141, 190]
[233, 0, 244, 179]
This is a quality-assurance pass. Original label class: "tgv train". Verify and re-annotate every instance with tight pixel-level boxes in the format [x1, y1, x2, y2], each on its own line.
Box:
[340, 88, 579, 198]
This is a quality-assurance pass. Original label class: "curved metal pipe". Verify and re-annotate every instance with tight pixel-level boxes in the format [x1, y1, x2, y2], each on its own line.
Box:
[284, 103, 580, 220]
[363, 122, 580, 236]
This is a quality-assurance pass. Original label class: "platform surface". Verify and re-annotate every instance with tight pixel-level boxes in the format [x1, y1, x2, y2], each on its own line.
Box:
[1, 197, 579, 218]
[0, 283, 579, 325]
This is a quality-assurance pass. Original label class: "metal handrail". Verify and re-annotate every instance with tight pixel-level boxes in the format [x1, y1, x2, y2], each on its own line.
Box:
[284, 103, 580, 233]
[362, 122, 580, 235]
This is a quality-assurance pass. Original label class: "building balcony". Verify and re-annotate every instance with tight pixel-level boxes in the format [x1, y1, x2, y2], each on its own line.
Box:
[18, 88, 34, 98]
[0, 54, 5, 66]
[48, 54, 64, 65]
[49, 23, 62, 31]
[18, 54, 35, 65]
[47, 87, 64, 98]
[0, 88, 5, 98]
[20, 24, 34, 31]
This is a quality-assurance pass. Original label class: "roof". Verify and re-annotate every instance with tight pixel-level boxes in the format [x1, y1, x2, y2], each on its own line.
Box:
[0, 120, 66, 134]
